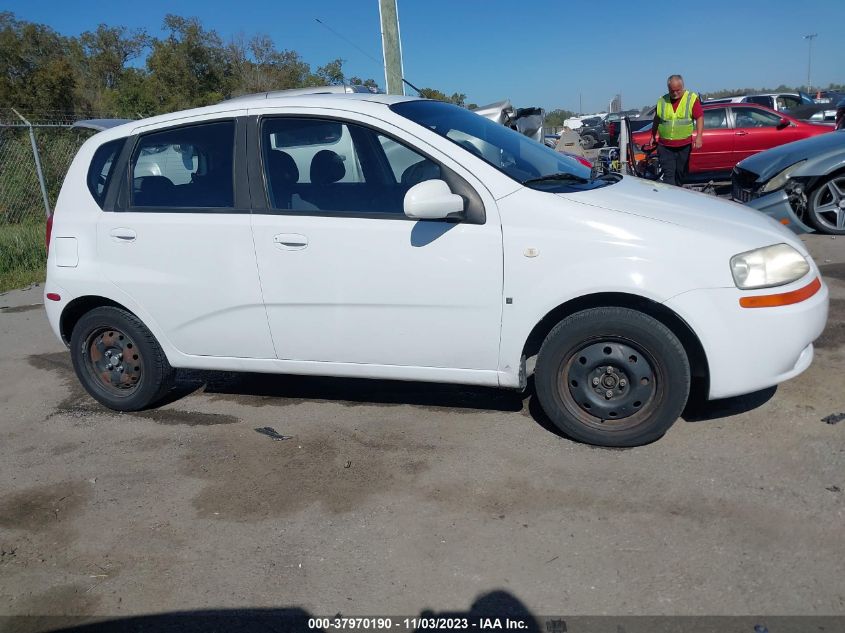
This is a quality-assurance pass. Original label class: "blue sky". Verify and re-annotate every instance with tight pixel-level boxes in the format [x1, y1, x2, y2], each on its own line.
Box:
[6, 0, 844, 113]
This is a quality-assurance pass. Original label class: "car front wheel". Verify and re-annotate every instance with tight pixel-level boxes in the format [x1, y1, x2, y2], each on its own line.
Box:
[70, 306, 175, 411]
[806, 174, 845, 235]
[534, 307, 690, 447]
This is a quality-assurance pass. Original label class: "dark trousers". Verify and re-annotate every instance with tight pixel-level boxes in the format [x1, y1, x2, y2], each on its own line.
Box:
[657, 143, 691, 187]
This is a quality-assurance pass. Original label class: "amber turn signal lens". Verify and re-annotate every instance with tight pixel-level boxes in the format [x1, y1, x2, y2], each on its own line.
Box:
[739, 277, 821, 308]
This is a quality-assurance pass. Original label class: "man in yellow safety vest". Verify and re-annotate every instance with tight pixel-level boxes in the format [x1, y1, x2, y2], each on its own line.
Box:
[650, 74, 704, 186]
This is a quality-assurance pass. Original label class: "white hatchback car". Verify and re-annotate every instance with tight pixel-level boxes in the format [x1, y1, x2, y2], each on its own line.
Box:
[45, 93, 829, 447]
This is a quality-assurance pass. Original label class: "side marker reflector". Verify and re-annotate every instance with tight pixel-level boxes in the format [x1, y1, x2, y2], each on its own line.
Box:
[46, 293, 61, 302]
[739, 277, 821, 308]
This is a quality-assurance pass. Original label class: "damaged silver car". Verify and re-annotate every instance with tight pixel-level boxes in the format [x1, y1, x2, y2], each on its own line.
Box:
[733, 130, 845, 235]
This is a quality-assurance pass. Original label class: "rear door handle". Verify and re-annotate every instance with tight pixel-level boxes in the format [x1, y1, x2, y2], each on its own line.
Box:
[735, 131, 749, 136]
[273, 233, 308, 250]
[109, 227, 136, 242]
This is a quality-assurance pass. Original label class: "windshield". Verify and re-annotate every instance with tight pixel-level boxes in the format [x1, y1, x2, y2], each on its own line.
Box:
[391, 100, 605, 192]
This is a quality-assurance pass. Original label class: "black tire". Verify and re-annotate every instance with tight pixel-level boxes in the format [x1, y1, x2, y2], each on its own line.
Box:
[580, 133, 598, 150]
[805, 174, 845, 235]
[70, 306, 175, 411]
[534, 307, 690, 447]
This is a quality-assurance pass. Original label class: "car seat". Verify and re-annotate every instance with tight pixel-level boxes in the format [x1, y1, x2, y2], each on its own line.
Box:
[308, 150, 346, 210]
[135, 175, 175, 207]
[735, 113, 753, 128]
[266, 150, 299, 209]
[401, 160, 441, 187]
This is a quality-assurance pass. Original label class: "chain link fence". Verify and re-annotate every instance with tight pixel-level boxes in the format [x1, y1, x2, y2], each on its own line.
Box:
[0, 109, 110, 225]
[0, 109, 133, 289]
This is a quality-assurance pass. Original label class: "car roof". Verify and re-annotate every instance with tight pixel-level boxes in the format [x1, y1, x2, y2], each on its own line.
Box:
[226, 85, 380, 101]
[93, 93, 422, 140]
[702, 102, 780, 113]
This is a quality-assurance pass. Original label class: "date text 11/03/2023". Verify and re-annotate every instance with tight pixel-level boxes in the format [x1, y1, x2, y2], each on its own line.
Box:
[307, 617, 531, 630]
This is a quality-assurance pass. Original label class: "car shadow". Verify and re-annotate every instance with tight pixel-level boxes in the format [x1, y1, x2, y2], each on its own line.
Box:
[410, 219, 456, 246]
[681, 385, 777, 422]
[161, 370, 775, 443]
[167, 368, 527, 413]
[9, 590, 544, 633]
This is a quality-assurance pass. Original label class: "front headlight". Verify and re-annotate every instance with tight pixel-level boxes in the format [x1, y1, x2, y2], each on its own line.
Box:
[730, 244, 810, 289]
[759, 160, 807, 193]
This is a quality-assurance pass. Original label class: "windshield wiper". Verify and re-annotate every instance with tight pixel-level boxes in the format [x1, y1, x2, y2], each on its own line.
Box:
[522, 172, 590, 186]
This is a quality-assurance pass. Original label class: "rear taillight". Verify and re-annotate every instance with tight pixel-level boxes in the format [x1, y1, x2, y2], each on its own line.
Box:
[576, 156, 593, 168]
[46, 214, 53, 253]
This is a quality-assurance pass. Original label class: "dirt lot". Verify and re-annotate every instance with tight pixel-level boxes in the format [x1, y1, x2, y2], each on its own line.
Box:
[1, 234, 843, 623]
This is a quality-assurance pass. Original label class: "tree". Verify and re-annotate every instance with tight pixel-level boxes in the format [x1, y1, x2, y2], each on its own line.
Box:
[76, 24, 148, 112]
[349, 76, 379, 90]
[544, 109, 576, 127]
[145, 15, 233, 111]
[0, 12, 77, 113]
[315, 58, 345, 86]
[418, 88, 467, 106]
[229, 34, 313, 95]
[79, 25, 148, 91]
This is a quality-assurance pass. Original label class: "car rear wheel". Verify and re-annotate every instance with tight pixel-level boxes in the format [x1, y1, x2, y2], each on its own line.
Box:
[806, 175, 845, 234]
[534, 307, 690, 447]
[70, 306, 175, 411]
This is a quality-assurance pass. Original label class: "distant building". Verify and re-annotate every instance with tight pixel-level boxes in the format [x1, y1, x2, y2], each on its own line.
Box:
[609, 94, 622, 113]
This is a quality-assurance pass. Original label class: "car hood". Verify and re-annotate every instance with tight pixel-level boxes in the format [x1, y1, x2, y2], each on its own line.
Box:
[558, 175, 805, 252]
[737, 130, 845, 181]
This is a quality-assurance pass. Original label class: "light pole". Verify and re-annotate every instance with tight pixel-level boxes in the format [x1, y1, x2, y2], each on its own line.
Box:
[803, 33, 817, 94]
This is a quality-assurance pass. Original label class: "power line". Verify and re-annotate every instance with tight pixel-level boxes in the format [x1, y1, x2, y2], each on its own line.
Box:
[314, 18, 382, 66]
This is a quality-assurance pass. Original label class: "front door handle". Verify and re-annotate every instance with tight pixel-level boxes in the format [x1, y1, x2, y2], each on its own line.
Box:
[273, 233, 308, 250]
[109, 227, 136, 242]
[734, 131, 749, 136]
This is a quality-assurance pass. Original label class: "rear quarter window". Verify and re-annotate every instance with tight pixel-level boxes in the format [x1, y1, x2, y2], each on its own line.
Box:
[87, 138, 125, 208]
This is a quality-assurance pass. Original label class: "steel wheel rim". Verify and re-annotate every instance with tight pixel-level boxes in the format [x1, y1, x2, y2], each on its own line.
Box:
[83, 327, 143, 396]
[811, 177, 845, 232]
[558, 338, 661, 432]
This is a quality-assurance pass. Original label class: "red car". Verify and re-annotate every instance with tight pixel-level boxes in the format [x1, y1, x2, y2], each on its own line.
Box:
[632, 103, 832, 180]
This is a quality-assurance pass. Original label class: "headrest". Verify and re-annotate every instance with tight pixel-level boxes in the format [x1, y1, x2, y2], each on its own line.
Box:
[310, 150, 345, 185]
[267, 150, 299, 183]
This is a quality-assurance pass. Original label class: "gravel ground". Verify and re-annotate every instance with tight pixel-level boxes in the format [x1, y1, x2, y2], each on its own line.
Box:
[0, 233, 843, 625]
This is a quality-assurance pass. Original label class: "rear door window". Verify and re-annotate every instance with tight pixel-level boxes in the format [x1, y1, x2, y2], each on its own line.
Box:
[131, 120, 235, 209]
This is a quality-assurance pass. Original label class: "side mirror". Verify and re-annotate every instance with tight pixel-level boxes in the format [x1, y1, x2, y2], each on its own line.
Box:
[403, 179, 464, 220]
[777, 118, 790, 129]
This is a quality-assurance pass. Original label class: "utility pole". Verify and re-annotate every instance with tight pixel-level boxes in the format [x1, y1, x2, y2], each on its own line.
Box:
[803, 33, 817, 94]
[378, 0, 405, 95]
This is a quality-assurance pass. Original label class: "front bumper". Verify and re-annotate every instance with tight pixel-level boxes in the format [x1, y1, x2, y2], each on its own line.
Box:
[664, 276, 829, 400]
[741, 189, 814, 235]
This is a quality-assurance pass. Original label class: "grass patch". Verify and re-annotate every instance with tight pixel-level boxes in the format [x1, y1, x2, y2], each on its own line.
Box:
[0, 221, 46, 293]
